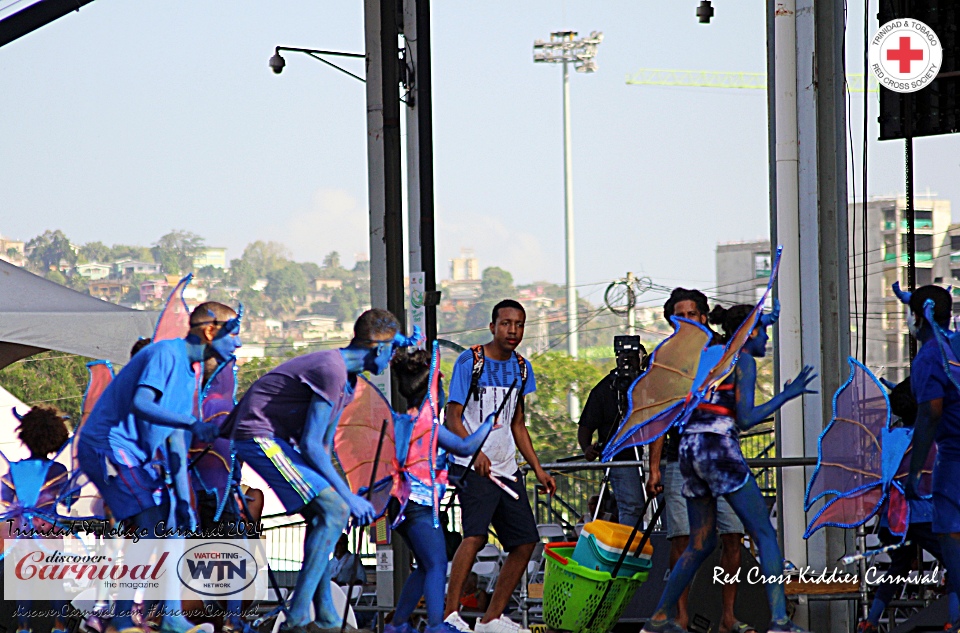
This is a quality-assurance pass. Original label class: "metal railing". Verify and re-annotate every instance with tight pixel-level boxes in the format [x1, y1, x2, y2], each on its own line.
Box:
[528, 427, 783, 532]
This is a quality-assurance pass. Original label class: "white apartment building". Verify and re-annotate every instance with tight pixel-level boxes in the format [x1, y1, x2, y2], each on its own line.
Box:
[714, 195, 953, 385]
[850, 195, 952, 383]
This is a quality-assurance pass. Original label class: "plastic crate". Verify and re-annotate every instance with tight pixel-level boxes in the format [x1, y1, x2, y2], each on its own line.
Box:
[572, 532, 652, 578]
[542, 542, 646, 633]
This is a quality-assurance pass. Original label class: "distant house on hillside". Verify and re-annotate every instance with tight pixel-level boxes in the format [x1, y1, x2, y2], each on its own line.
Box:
[76, 262, 112, 280]
[89, 280, 132, 302]
[115, 259, 162, 278]
[140, 279, 170, 304]
[290, 315, 348, 341]
[0, 235, 25, 267]
[194, 247, 228, 270]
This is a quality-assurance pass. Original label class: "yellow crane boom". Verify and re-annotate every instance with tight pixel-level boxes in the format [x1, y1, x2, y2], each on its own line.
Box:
[626, 69, 878, 92]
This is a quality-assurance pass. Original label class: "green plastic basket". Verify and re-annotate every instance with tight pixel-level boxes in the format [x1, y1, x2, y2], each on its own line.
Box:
[542, 542, 649, 633]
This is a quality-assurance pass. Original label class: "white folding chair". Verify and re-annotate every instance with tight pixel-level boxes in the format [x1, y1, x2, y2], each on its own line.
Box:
[477, 542, 504, 564]
[537, 523, 566, 543]
[472, 561, 500, 593]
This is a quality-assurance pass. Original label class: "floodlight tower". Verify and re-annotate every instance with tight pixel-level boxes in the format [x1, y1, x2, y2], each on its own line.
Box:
[534, 30, 602, 418]
[533, 30, 602, 361]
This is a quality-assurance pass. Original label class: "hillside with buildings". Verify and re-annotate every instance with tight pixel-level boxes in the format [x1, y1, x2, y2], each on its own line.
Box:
[0, 231, 640, 364]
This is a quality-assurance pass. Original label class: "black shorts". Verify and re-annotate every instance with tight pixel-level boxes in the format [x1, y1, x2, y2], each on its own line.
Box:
[450, 465, 539, 552]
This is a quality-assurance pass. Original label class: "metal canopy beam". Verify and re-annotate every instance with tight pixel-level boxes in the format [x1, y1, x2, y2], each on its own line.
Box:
[0, 0, 96, 48]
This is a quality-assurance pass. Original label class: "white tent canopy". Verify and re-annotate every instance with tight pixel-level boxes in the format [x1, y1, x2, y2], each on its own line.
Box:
[0, 383, 29, 460]
[0, 260, 157, 369]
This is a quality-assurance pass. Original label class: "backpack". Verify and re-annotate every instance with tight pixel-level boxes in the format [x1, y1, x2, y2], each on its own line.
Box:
[464, 345, 529, 412]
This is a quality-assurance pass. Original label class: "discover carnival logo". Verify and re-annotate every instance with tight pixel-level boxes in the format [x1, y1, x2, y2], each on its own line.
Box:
[4, 538, 268, 601]
[869, 18, 942, 94]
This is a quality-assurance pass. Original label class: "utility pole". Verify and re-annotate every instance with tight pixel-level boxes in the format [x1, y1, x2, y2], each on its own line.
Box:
[626, 271, 636, 336]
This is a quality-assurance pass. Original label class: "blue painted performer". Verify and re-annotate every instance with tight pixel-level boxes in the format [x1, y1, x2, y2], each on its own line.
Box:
[384, 348, 496, 633]
[222, 309, 404, 633]
[858, 376, 960, 633]
[77, 301, 241, 633]
[903, 285, 960, 633]
[642, 302, 818, 633]
[2, 405, 72, 633]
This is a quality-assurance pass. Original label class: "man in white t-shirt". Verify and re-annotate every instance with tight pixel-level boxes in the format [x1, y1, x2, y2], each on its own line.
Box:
[443, 300, 557, 633]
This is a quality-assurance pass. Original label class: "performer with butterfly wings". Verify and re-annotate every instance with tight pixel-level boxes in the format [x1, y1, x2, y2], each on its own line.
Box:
[1, 405, 72, 633]
[904, 285, 960, 633]
[76, 291, 238, 633]
[335, 343, 497, 633]
[803, 358, 958, 633]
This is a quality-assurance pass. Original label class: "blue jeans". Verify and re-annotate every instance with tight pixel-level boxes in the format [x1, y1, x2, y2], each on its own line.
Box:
[608, 459, 644, 528]
[393, 502, 447, 627]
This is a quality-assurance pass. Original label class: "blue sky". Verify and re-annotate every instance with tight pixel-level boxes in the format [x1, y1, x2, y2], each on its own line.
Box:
[2, 1, 959, 305]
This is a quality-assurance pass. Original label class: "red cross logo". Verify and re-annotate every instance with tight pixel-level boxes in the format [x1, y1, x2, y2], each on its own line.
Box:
[886, 36, 924, 73]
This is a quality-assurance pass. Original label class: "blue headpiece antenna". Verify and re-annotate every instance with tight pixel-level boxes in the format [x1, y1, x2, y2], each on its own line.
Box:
[212, 303, 244, 340]
[892, 281, 912, 306]
[759, 298, 781, 328]
[393, 325, 424, 349]
[11, 407, 24, 421]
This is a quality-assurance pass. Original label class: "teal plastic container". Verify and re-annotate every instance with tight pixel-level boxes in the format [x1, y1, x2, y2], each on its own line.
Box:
[572, 532, 652, 579]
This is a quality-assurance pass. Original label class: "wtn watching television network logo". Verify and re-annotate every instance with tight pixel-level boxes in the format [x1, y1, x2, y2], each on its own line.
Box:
[177, 541, 263, 597]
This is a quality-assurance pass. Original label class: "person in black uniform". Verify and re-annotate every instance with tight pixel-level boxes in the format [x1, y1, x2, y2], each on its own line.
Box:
[578, 335, 647, 527]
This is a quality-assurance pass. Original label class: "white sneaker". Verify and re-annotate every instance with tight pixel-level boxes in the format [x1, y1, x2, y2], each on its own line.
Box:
[445, 612, 475, 633]
[475, 616, 526, 633]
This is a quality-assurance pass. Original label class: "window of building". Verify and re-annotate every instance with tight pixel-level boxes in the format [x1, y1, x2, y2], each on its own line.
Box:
[883, 207, 896, 229]
[916, 267, 933, 286]
[951, 235, 960, 252]
[884, 234, 897, 260]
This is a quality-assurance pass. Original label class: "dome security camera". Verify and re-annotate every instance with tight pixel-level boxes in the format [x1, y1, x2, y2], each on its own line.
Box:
[269, 53, 286, 74]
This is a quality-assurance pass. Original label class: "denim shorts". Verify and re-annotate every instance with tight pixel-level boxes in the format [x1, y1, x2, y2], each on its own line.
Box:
[678, 432, 751, 499]
[662, 461, 744, 539]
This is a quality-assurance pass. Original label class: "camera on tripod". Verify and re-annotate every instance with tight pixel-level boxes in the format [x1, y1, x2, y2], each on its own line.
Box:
[613, 335, 647, 390]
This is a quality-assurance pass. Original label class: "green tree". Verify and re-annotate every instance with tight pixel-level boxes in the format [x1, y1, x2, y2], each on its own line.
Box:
[300, 262, 322, 281]
[322, 251, 342, 269]
[110, 244, 153, 262]
[463, 267, 516, 335]
[26, 230, 77, 271]
[79, 241, 111, 264]
[0, 352, 92, 424]
[265, 262, 309, 313]
[525, 352, 607, 462]
[45, 269, 67, 285]
[152, 230, 206, 275]
[196, 265, 225, 280]
[313, 285, 361, 322]
[239, 241, 291, 278]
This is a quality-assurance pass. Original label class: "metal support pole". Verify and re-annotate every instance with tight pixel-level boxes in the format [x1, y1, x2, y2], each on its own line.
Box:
[562, 59, 580, 420]
[403, 0, 438, 345]
[774, 2, 850, 630]
[626, 271, 636, 337]
[774, 0, 806, 579]
[906, 133, 917, 359]
[365, 0, 409, 608]
[562, 59, 578, 361]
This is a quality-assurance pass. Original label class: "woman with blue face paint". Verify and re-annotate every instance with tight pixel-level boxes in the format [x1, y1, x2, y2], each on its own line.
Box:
[642, 303, 818, 633]
[77, 301, 239, 633]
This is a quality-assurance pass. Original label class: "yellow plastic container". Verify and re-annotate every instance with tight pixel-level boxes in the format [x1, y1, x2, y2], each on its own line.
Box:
[581, 519, 654, 558]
